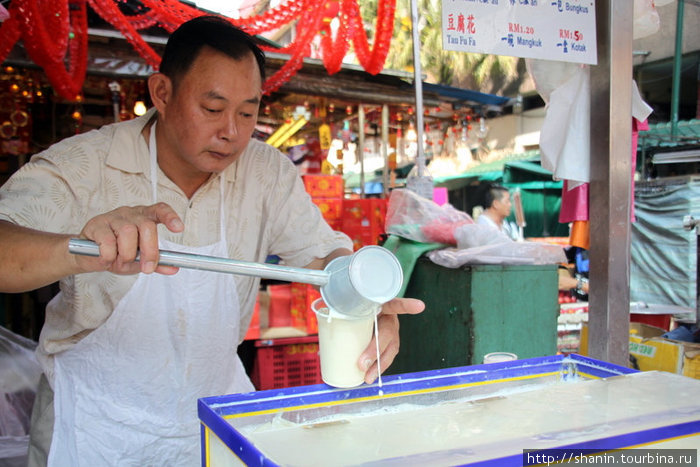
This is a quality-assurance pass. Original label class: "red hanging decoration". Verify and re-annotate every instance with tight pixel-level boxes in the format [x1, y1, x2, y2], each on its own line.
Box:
[236, 0, 306, 35]
[18, 0, 70, 66]
[0, 0, 397, 100]
[345, 0, 395, 74]
[0, 0, 89, 99]
[262, 0, 327, 93]
[89, 0, 166, 68]
[318, 0, 352, 75]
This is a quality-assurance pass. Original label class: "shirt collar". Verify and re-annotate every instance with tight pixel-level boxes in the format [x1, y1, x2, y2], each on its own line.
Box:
[104, 107, 155, 175]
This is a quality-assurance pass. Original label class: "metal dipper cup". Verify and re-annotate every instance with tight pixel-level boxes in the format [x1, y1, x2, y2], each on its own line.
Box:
[320, 245, 403, 318]
[68, 240, 403, 318]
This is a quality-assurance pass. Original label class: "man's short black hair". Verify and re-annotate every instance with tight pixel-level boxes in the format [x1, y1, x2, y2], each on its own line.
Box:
[159, 15, 266, 90]
[483, 184, 509, 208]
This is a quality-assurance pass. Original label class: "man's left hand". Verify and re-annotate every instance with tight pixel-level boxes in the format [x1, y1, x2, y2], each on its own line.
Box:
[358, 297, 425, 384]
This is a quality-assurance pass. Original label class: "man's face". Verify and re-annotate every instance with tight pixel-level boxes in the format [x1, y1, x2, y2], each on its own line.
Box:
[495, 191, 512, 218]
[156, 46, 262, 180]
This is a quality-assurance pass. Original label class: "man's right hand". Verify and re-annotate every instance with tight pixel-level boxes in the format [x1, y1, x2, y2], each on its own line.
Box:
[0, 202, 184, 293]
[76, 202, 184, 275]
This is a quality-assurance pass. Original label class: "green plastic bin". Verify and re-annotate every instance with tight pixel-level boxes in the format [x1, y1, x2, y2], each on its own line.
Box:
[388, 257, 559, 375]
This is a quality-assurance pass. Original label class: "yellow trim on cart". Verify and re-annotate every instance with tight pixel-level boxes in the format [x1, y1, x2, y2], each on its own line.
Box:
[223, 371, 601, 420]
[203, 425, 210, 467]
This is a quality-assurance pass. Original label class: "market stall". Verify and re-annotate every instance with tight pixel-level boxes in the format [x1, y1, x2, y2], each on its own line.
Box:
[2, 1, 699, 466]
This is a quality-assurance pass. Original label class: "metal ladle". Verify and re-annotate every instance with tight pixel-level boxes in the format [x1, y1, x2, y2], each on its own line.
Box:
[68, 239, 403, 318]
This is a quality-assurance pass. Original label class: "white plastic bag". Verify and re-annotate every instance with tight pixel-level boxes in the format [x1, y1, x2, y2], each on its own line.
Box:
[633, 0, 660, 39]
[455, 223, 512, 249]
[425, 223, 567, 267]
[385, 188, 474, 245]
[0, 326, 41, 466]
[428, 241, 566, 267]
[526, 59, 580, 105]
[537, 64, 590, 184]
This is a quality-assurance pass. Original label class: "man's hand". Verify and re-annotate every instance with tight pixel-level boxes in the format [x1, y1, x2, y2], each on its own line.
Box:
[0, 203, 183, 293]
[358, 297, 425, 384]
[76, 202, 184, 275]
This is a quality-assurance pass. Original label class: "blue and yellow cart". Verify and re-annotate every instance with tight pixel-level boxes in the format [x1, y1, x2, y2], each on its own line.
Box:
[198, 354, 700, 466]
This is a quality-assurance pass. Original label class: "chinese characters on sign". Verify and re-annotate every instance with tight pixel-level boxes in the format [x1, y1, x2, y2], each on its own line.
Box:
[441, 0, 597, 65]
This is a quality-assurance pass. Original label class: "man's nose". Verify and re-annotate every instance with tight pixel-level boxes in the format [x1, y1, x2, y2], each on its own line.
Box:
[219, 115, 238, 140]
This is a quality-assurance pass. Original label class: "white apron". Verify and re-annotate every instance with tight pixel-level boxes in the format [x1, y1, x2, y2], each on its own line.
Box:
[48, 122, 253, 467]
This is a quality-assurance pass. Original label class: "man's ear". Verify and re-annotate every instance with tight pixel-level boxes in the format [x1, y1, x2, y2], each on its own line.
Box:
[148, 73, 171, 115]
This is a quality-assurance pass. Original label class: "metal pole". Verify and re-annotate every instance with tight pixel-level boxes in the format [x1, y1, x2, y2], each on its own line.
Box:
[588, 0, 634, 366]
[381, 104, 389, 198]
[410, 0, 425, 176]
[671, 0, 685, 136]
[406, 0, 433, 199]
[358, 104, 366, 198]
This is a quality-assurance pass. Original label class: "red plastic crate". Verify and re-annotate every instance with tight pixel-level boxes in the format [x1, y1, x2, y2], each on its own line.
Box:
[630, 313, 672, 332]
[251, 336, 322, 390]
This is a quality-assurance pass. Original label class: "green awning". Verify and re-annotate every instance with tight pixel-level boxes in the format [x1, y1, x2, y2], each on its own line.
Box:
[502, 160, 562, 189]
[638, 119, 700, 150]
[344, 149, 545, 191]
[432, 150, 542, 189]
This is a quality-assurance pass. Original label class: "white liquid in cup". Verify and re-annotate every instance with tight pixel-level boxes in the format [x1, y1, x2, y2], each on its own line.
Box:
[313, 299, 376, 388]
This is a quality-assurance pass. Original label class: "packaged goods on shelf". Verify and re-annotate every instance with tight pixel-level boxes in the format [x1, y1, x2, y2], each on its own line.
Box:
[302, 174, 344, 198]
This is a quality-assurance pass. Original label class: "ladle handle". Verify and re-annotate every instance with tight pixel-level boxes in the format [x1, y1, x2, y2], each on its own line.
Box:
[68, 238, 330, 286]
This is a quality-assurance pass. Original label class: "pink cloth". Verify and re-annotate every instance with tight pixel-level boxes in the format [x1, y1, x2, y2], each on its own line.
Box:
[0, 5, 9, 22]
[630, 118, 649, 222]
[433, 187, 448, 206]
[559, 118, 647, 223]
[559, 181, 589, 223]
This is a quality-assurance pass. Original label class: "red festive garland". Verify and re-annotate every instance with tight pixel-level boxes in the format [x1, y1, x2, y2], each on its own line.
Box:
[17, 0, 70, 65]
[319, 0, 351, 75]
[89, 0, 164, 68]
[0, 0, 396, 100]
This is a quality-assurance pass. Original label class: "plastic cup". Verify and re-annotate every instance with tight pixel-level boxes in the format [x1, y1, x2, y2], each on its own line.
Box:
[483, 352, 518, 364]
[311, 298, 376, 388]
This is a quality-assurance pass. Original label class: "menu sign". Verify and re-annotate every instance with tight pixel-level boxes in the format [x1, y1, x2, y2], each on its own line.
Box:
[441, 0, 597, 65]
